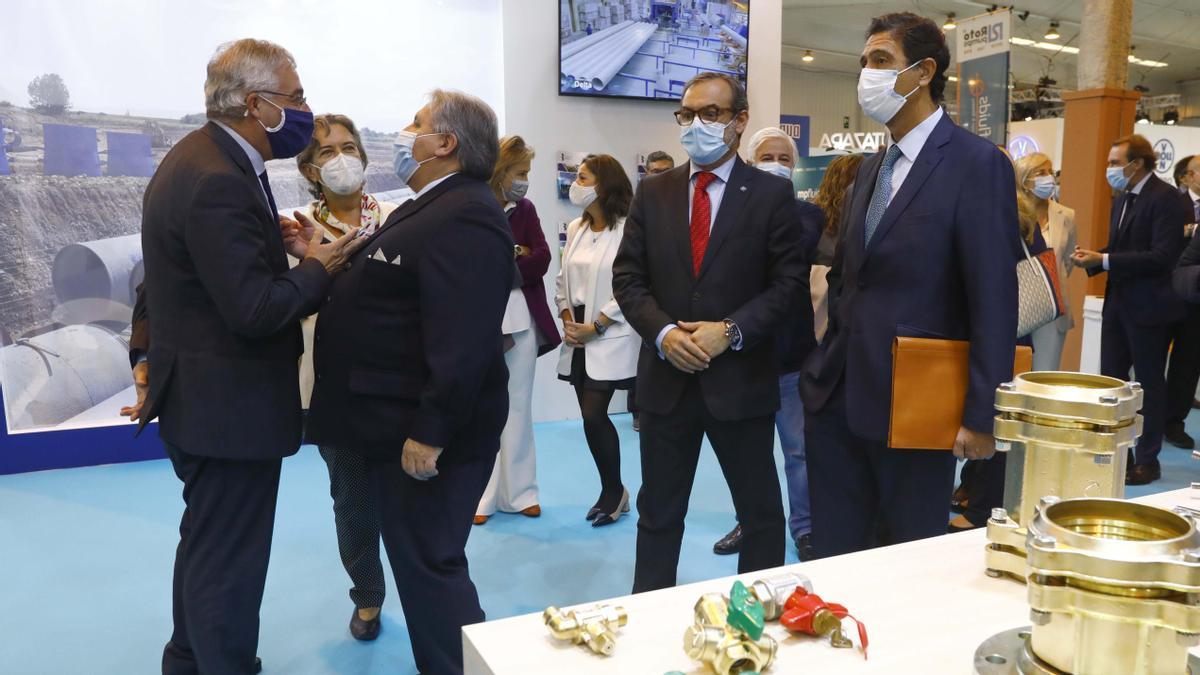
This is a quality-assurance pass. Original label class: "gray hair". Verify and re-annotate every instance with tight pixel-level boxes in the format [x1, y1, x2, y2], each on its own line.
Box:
[204, 39, 295, 120]
[746, 127, 798, 165]
[427, 89, 499, 181]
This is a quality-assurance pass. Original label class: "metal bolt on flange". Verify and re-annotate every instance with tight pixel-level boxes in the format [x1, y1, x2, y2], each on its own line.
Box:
[1030, 609, 1052, 626]
[1098, 394, 1118, 404]
[990, 508, 1008, 523]
[999, 381, 1016, 391]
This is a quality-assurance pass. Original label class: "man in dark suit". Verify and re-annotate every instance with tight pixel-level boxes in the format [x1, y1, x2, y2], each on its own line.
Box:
[126, 39, 361, 674]
[1164, 154, 1200, 449]
[801, 13, 1020, 558]
[1073, 135, 1191, 485]
[304, 90, 513, 675]
[612, 72, 806, 593]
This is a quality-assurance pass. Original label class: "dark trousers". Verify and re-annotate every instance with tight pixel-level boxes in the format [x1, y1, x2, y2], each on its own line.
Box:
[1100, 307, 1171, 465]
[1166, 304, 1200, 430]
[319, 446, 385, 610]
[369, 453, 494, 675]
[805, 386, 957, 558]
[161, 444, 282, 675]
[960, 453, 1007, 527]
[632, 379, 784, 593]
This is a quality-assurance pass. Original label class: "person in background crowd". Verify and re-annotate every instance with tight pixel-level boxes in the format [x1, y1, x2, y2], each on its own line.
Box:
[292, 113, 399, 641]
[1073, 134, 1191, 486]
[125, 38, 363, 674]
[1018, 152, 1076, 372]
[1165, 154, 1200, 448]
[809, 154, 865, 342]
[645, 150, 676, 176]
[950, 152, 1056, 532]
[613, 72, 804, 592]
[304, 89, 513, 675]
[712, 126, 822, 561]
[555, 154, 640, 527]
[475, 135, 561, 525]
[801, 13, 1019, 557]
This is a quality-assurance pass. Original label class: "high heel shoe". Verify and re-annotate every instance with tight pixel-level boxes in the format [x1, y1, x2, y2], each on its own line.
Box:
[585, 507, 602, 521]
[592, 488, 630, 528]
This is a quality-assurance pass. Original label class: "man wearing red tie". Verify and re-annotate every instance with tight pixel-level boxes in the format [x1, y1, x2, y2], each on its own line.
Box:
[613, 72, 806, 592]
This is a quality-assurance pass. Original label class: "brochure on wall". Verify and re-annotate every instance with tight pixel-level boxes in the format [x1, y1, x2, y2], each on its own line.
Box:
[556, 151, 590, 201]
[635, 153, 648, 182]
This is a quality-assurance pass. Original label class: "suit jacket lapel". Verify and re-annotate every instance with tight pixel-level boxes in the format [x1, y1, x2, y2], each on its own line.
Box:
[203, 122, 286, 269]
[698, 157, 750, 281]
[846, 150, 883, 256]
[665, 164, 694, 280]
[370, 173, 470, 242]
[861, 113, 952, 267]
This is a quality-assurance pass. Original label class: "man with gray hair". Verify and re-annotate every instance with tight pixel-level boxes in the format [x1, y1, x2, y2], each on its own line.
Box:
[305, 89, 513, 674]
[126, 38, 362, 674]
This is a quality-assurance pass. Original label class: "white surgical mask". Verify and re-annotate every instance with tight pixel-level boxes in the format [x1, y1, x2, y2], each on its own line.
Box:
[1030, 175, 1056, 201]
[756, 161, 792, 180]
[569, 181, 597, 209]
[857, 59, 924, 125]
[312, 153, 365, 196]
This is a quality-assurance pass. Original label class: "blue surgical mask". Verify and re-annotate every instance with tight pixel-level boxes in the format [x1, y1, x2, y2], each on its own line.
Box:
[680, 117, 733, 166]
[1106, 160, 1135, 191]
[1030, 175, 1056, 200]
[392, 130, 443, 185]
[756, 161, 792, 180]
[255, 96, 314, 160]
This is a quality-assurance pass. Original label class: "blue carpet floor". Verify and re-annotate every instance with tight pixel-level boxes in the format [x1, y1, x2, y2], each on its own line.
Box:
[1, 412, 1196, 674]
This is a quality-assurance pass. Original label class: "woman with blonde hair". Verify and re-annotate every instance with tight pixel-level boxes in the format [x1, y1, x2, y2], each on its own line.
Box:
[1015, 151, 1075, 371]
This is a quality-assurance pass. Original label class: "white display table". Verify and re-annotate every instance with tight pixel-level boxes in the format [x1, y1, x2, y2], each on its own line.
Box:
[463, 488, 1198, 674]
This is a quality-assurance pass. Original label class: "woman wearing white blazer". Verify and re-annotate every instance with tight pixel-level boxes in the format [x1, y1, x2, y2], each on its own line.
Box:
[555, 154, 639, 527]
[1016, 152, 1077, 371]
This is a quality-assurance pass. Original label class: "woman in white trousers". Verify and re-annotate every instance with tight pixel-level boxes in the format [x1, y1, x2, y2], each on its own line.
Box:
[1016, 152, 1077, 371]
[476, 136, 561, 524]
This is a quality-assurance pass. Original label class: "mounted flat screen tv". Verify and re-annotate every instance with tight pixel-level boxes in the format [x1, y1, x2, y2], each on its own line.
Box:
[559, 0, 750, 101]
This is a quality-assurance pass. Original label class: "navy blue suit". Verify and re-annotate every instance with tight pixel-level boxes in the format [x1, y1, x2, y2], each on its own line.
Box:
[1089, 173, 1190, 466]
[801, 111, 1020, 557]
[306, 173, 513, 675]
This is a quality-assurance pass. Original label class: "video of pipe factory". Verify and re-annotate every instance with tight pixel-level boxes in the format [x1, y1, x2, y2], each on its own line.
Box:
[559, 0, 749, 100]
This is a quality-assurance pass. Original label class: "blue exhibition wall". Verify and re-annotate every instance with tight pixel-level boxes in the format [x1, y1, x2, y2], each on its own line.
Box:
[0, 387, 164, 475]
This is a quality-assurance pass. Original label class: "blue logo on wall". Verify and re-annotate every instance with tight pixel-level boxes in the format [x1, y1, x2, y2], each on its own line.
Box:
[1154, 138, 1175, 175]
[1008, 135, 1039, 160]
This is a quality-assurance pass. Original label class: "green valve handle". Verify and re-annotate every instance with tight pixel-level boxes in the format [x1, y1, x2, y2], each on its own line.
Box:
[726, 580, 765, 641]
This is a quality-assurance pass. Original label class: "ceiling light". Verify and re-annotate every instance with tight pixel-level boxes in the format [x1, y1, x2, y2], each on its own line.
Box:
[801, 50, 814, 62]
[943, 13, 957, 30]
[948, 75, 959, 82]
[1024, 116, 1033, 121]
[1136, 112, 1151, 125]
[1009, 37, 1170, 68]
[1044, 21, 1060, 40]
[1164, 109, 1180, 125]
[1167, 119, 1176, 125]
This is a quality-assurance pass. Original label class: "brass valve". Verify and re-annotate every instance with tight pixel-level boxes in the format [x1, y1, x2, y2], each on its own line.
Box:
[543, 604, 627, 656]
[683, 592, 778, 674]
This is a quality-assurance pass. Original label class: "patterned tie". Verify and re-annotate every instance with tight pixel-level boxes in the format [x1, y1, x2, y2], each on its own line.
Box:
[258, 171, 279, 220]
[690, 171, 718, 275]
[864, 144, 903, 247]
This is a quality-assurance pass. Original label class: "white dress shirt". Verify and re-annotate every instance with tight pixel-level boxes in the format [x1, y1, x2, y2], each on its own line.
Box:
[656, 152, 741, 354]
[885, 107, 944, 206]
[1102, 170, 1153, 271]
[211, 119, 269, 205]
[414, 172, 459, 200]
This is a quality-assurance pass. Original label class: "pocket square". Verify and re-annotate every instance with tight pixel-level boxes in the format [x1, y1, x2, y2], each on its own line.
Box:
[371, 249, 388, 262]
[390, 254, 402, 266]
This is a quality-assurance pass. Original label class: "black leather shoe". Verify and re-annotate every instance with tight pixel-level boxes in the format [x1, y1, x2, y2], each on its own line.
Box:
[254, 657, 263, 674]
[1166, 426, 1195, 450]
[1126, 463, 1162, 486]
[350, 609, 382, 641]
[795, 534, 815, 562]
[713, 525, 743, 555]
[1192, 398, 1200, 410]
[585, 507, 602, 521]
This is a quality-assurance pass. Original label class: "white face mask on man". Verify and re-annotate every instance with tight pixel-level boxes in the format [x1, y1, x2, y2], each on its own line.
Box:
[857, 59, 925, 125]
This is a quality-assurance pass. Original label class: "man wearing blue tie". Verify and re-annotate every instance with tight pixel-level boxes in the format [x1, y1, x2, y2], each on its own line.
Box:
[800, 12, 1020, 557]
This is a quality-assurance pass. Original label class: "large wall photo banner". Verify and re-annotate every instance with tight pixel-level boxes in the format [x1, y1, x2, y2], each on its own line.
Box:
[0, 0, 503, 470]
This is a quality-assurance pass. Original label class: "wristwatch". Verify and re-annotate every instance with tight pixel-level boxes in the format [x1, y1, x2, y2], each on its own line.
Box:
[514, 244, 522, 258]
[593, 320, 607, 336]
[723, 318, 743, 351]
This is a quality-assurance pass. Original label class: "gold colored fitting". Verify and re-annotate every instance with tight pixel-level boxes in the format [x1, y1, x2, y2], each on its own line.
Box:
[1023, 498, 1200, 674]
[543, 604, 628, 656]
[987, 372, 1142, 581]
[683, 593, 778, 675]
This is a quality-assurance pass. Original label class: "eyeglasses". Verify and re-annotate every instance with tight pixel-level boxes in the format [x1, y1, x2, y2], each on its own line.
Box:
[673, 106, 737, 126]
[256, 90, 308, 107]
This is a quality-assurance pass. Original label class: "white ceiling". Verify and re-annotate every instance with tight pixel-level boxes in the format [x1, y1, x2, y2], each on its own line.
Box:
[780, 0, 1200, 95]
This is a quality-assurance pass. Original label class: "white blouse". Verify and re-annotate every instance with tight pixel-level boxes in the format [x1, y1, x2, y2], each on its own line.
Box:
[566, 227, 615, 308]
